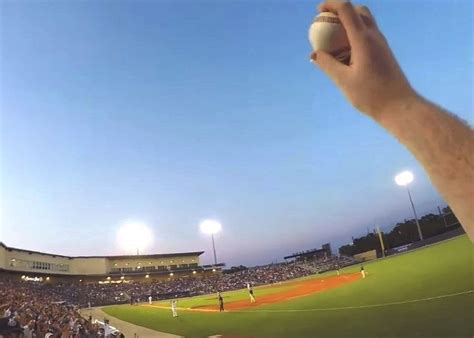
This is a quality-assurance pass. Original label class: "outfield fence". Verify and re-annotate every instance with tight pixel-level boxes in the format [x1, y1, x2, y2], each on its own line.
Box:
[385, 228, 465, 256]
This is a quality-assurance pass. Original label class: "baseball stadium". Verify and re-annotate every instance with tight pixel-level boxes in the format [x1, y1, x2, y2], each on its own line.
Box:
[1, 224, 472, 337]
[1, 0, 473, 337]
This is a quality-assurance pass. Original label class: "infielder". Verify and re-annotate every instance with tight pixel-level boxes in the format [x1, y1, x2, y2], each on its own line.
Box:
[360, 266, 365, 279]
[218, 292, 224, 312]
[247, 283, 256, 303]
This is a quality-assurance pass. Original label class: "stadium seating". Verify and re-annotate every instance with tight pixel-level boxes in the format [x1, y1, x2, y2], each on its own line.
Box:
[0, 262, 336, 336]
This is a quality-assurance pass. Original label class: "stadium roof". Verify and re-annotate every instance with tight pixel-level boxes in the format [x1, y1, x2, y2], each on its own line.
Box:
[284, 248, 328, 260]
[0, 242, 204, 259]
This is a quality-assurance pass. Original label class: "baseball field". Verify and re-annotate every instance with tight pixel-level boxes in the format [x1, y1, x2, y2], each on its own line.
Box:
[102, 235, 473, 337]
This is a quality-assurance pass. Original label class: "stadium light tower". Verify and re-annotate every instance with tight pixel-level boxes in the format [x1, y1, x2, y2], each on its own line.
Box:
[394, 171, 423, 241]
[200, 219, 221, 266]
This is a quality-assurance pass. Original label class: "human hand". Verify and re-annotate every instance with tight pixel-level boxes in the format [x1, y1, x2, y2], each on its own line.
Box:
[310, 0, 417, 119]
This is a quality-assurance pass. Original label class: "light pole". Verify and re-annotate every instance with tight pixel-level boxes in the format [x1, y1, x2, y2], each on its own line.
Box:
[200, 219, 222, 266]
[395, 171, 423, 241]
[210, 233, 217, 265]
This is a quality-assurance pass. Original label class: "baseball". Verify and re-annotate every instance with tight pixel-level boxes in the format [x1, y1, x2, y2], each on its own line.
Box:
[308, 12, 351, 63]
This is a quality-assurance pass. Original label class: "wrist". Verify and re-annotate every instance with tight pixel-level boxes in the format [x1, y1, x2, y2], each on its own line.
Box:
[372, 90, 423, 125]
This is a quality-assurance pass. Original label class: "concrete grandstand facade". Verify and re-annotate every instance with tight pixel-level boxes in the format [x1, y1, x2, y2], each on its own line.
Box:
[0, 242, 221, 283]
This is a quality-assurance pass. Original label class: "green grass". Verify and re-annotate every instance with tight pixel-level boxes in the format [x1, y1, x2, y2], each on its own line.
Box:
[103, 236, 474, 337]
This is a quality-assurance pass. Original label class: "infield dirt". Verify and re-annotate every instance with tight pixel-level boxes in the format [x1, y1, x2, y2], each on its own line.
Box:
[193, 272, 361, 311]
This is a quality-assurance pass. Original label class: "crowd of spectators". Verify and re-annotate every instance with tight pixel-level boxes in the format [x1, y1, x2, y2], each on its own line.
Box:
[0, 261, 322, 337]
[0, 279, 117, 337]
[298, 255, 358, 273]
[45, 262, 313, 307]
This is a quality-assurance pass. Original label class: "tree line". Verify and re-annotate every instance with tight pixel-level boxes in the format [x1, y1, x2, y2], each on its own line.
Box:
[338, 206, 461, 256]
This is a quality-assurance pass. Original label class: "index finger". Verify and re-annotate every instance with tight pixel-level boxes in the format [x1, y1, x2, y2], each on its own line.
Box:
[318, 0, 366, 41]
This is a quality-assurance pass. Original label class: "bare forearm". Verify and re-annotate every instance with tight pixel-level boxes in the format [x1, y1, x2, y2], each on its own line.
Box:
[311, 0, 474, 241]
[377, 95, 474, 241]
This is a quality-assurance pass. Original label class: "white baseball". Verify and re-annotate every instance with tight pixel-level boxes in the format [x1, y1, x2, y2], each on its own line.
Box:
[308, 12, 351, 62]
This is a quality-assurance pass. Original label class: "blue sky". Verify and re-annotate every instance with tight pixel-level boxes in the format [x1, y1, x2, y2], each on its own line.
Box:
[1, 0, 472, 266]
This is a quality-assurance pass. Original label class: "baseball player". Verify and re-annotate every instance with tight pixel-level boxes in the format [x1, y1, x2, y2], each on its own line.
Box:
[218, 292, 224, 312]
[148, 296, 152, 305]
[360, 265, 365, 279]
[247, 283, 256, 303]
[171, 299, 178, 317]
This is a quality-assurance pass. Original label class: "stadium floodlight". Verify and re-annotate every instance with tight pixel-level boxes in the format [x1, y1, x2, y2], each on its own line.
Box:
[200, 219, 222, 235]
[116, 220, 153, 255]
[199, 219, 222, 266]
[394, 170, 414, 186]
[394, 171, 423, 241]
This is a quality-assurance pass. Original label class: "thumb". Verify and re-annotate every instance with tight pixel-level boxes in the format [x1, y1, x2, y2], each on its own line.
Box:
[311, 50, 347, 85]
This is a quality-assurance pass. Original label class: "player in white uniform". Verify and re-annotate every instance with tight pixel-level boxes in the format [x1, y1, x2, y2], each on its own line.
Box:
[247, 283, 256, 303]
[148, 296, 152, 305]
[171, 300, 178, 317]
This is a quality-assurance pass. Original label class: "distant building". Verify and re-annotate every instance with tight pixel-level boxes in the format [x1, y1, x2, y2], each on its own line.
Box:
[284, 243, 332, 263]
[0, 242, 223, 283]
[322, 243, 332, 255]
[284, 248, 328, 263]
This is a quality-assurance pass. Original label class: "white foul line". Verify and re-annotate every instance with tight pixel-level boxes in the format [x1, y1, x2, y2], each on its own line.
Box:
[233, 290, 473, 313]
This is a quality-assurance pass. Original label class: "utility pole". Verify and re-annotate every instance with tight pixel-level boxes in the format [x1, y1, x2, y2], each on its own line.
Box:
[406, 187, 423, 241]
